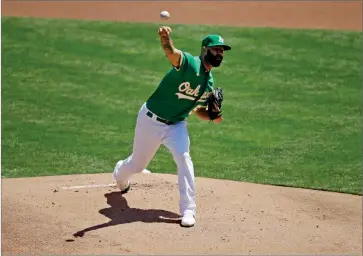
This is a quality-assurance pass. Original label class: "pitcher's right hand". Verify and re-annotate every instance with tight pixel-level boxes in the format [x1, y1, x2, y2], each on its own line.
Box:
[158, 26, 172, 37]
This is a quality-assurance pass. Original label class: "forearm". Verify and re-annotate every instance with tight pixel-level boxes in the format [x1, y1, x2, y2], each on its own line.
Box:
[160, 34, 178, 55]
[159, 33, 181, 67]
[194, 108, 223, 123]
[194, 108, 210, 121]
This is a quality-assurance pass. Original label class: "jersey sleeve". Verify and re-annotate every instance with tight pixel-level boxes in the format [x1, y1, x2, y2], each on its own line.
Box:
[173, 51, 195, 72]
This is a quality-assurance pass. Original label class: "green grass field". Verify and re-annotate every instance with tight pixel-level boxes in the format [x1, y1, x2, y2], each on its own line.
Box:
[2, 17, 362, 195]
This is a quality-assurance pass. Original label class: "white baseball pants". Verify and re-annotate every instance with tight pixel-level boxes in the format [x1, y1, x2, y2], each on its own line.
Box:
[113, 102, 196, 217]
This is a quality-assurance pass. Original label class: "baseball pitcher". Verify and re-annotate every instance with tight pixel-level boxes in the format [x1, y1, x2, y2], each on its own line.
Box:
[113, 26, 232, 227]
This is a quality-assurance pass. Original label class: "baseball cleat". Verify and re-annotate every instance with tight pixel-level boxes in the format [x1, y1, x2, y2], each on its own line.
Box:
[181, 212, 196, 227]
[117, 180, 130, 194]
[113, 160, 130, 193]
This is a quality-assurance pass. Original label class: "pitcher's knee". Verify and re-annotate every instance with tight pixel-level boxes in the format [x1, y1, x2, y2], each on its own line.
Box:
[174, 151, 189, 160]
[173, 152, 192, 166]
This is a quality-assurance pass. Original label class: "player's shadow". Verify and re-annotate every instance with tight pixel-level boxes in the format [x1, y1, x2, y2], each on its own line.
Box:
[73, 191, 181, 238]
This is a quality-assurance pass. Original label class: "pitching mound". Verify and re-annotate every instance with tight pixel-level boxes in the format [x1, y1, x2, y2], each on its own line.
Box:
[2, 173, 361, 255]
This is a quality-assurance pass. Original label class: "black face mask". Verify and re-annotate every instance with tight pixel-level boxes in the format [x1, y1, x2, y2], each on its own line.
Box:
[205, 48, 223, 67]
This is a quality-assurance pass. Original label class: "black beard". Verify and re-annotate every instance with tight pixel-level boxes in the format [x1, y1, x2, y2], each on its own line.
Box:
[205, 49, 223, 67]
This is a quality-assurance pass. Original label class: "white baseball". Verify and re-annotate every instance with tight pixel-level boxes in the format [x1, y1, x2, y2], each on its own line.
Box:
[160, 10, 170, 19]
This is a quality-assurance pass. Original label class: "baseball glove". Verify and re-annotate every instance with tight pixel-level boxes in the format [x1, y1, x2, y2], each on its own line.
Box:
[207, 87, 224, 120]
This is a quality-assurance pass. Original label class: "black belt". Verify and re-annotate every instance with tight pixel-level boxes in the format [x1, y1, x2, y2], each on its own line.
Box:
[146, 111, 175, 125]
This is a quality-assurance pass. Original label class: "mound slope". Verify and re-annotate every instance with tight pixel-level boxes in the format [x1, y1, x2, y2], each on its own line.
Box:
[2, 173, 362, 255]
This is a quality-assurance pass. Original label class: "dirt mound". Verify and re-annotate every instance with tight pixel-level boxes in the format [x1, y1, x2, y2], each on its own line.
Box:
[2, 173, 362, 255]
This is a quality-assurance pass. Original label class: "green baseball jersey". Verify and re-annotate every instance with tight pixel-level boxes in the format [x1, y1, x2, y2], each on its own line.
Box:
[146, 51, 215, 122]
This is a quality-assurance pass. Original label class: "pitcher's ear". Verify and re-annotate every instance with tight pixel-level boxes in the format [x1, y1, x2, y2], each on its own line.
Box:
[201, 46, 207, 55]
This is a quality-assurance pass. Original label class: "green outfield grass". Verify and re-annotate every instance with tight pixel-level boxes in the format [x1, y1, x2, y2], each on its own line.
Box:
[2, 17, 362, 194]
